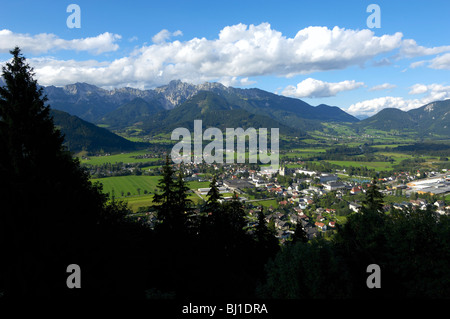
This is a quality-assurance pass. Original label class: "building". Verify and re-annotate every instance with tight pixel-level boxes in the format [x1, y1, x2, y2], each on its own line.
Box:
[323, 181, 346, 191]
[296, 169, 317, 177]
[198, 187, 228, 195]
[223, 179, 254, 192]
[319, 174, 338, 183]
[349, 202, 362, 212]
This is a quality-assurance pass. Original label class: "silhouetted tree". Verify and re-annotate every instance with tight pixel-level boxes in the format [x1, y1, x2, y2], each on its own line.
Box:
[292, 222, 309, 244]
[0, 47, 145, 298]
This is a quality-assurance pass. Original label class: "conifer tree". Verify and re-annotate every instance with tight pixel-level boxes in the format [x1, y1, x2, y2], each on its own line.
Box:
[153, 156, 190, 234]
[362, 178, 384, 214]
[202, 176, 222, 218]
[0, 47, 136, 298]
[0, 47, 109, 296]
[292, 222, 308, 244]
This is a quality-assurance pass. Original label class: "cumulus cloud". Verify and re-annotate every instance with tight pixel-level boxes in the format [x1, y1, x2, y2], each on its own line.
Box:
[348, 83, 450, 117]
[347, 97, 423, 117]
[408, 84, 429, 95]
[282, 78, 364, 98]
[409, 83, 450, 101]
[0, 29, 121, 54]
[0, 23, 407, 88]
[152, 29, 183, 43]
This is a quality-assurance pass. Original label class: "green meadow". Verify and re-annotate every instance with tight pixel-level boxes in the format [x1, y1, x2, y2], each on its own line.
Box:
[81, 150, 161, 166]
[93, 175, 162, 196]
[325, 160, 395, 171]
[251, 199, 278, 208]
[92, 175, 213, 212]
[123, 193, 202, 212]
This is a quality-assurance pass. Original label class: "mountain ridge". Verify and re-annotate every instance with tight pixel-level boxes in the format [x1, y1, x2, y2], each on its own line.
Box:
[357, 99, 450, 137]
[50, 109, 138, 153]
[41, 80, 359, 127]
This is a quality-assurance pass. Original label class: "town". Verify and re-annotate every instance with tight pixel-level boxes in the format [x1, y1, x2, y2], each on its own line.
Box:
[84, 152, 450, 244]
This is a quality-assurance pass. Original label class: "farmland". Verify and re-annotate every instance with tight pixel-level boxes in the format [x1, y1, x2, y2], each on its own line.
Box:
[81, 150, 161, 166]
[94, 175, 161, 196]
[82, 130, 450, 213]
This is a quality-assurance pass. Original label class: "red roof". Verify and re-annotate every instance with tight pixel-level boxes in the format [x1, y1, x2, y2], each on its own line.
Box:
[315, 222, 325, 228]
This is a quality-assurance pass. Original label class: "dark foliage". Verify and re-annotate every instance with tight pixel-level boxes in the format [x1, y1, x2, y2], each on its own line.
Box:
[260, 178, 450, 299]
[51, 109, 138, 153]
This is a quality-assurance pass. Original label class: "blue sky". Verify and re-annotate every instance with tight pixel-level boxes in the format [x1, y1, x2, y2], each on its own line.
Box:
[1, 0, 450, 117]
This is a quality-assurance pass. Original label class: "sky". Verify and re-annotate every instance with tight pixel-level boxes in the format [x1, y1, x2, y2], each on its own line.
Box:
[1, 0, 450, 118]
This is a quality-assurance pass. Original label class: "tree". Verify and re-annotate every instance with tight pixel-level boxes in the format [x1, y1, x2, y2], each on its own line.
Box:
[153, 156, 189, 235]
[362, 178, 384, 214]
[173, 169, 192, 228]
[292, 222, 308, 244]
[0, 48, 139, 298]
[153, 156, 176, 223]
[205, 175, 222, 211]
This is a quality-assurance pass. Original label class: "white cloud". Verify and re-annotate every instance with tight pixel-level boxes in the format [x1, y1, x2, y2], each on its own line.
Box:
[369, 83, 396, 91]
[347, 97, 423, 117]
[0, 29, 121, 54]
[216, 76, 256, 87]
[409, 83, 450, 101]
[428, 53, 450, 70]
[399, 39, 450, 58]
[282, 78, 364, 98]
[2, 23, 406, 88]
[408, 84, 429, 95]
[348, 83, 450, 117]
[409, 60, 426, 69]
[152, 29, 183, 43]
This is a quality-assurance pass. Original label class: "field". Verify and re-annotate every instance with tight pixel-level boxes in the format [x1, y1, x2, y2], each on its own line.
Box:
[92, 175, 213, 212]
[325, 160, 395, 171]
[123, 193, 202, 212]
[81, 150, 160, 166]
[250, 199, 278, 208]
[93, 175, 162, 196]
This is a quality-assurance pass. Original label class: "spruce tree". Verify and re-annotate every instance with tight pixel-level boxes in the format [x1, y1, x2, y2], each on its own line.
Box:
[0, 47, 135, 298]
[0, 47, 107, 297]
[202, 175, 222, 219]
[362, 178, 384, 214]
[153, 156, 190, 235]
[292, 222, 308, 244]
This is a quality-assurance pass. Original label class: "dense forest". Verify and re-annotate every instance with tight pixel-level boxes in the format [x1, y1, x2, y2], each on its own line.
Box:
[1, 48, 449, 302]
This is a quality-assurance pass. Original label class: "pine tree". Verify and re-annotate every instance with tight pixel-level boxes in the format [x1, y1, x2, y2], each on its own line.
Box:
[205, 175, 222, 210]
[0, 47, 104, 296]
[362, 178, 384, 214]
[0, 47, 136, 298]
[292, 222, 308, 244]
[254, 207, 278, 249]
[153, 156, 189, 235]
[153, 156, 176, 221]
[224, 191, 247, 234]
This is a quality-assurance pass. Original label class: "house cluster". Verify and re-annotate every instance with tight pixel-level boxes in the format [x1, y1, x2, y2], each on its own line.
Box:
[183, 162, 450, 242]
[385, 198, 450, 215]
[247, 207, 319, 242]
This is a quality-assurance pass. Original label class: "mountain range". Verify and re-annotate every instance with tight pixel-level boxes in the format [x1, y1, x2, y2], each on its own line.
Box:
[42, 80, 358, 136]
[2, 78, 450, 153]
[357, 99, 450, 137]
